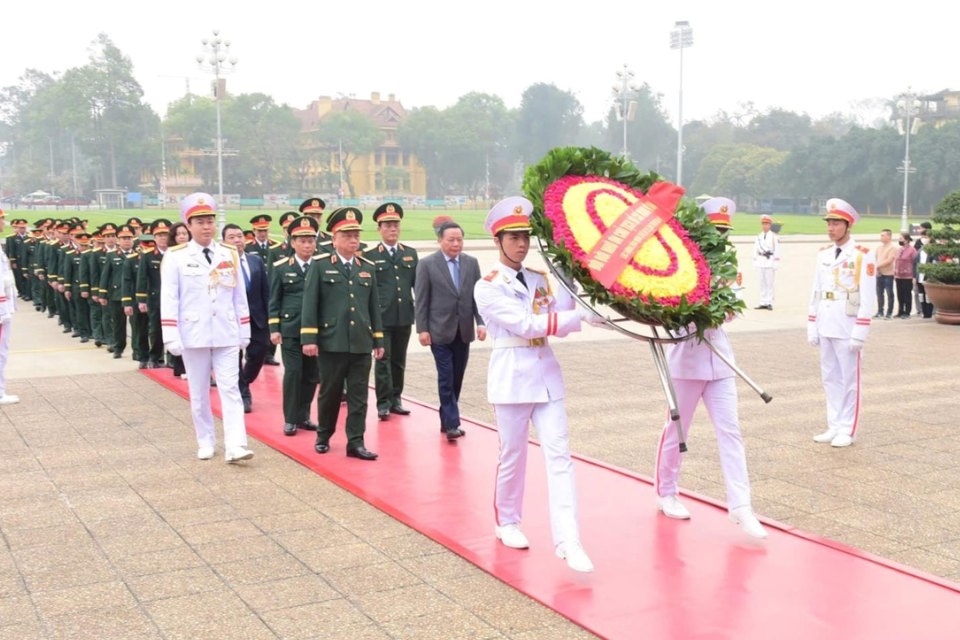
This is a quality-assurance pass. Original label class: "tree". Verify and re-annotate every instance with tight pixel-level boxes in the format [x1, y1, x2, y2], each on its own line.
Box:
[515, 83, 584, 164]
[603, 83, 674, 177]
[315, 110, 384, 198]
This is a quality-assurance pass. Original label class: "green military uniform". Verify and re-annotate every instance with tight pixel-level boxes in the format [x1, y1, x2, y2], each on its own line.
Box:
[99, 225, 135, 358]
[122, 243, 149, 365]
[136, 221, 170, 367]
[80, 237, 104, 345]
[63, 237, 92, 341]
[54, 236, 75, 333]
[369, 202, 418, 417]
[25, 229, 43, 309]
[301, 207, 384, 456]
[269, 215, 322, 434]
[5, 223, 27, 299]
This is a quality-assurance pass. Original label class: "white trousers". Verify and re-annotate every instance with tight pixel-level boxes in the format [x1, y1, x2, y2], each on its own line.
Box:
[181, 346, 248, 450]
[0, 318, 10, 396]
[655, 377, 752, 509]
[757, 267, 776, 306]
[493, 400, 580, 547]
[818, 337, 863, 438]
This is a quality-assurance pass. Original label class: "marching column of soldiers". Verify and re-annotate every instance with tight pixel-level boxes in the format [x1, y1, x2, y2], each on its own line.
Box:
[11, 199, 416, 452]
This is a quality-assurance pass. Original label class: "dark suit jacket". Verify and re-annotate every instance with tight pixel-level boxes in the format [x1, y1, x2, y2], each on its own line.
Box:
[414, 250, 483, 345]
[242, 252, 270, 332]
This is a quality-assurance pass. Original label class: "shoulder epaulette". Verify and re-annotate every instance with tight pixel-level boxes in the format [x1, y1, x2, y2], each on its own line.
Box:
[141, 247, 155, 254]
[525, 267, 546, 276]
[5, 233, 15, 239]
[820, 243, 834, 251]
[856, 245, 870, 254]
[219, 242, 238, 253]
[317, 252, 332, 259]
[81, 249, 91, 254]
[170, 244, 188, 252]
[269, 240, 282, 248]
[483, 269, 500, 282]
[357, 254, 375, 266]
[66, 249, 76, 255]
[273, 256, 290, 267]
[125, 252, 139, 259]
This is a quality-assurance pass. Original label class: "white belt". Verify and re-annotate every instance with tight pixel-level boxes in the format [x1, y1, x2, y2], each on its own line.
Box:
[492, 337, 548, 349]
[822, 291, 848, 300]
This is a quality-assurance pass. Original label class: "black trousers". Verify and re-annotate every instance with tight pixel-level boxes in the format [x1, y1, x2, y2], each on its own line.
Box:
[316, 352, 372, 449]
[238, 326, 269, 402]
[895, 278, 913, 317]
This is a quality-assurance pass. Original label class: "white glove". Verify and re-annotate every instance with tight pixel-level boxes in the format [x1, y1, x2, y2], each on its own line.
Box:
[579, 306, 607, 327]
[807, 325, 819, 347]
[240, 339, 251, 351]
[848, 338, 864, 353]
[165, 341, 183, 357]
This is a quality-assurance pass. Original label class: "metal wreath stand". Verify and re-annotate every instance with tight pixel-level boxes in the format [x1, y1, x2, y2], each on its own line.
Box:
[537, 237, 772, 454]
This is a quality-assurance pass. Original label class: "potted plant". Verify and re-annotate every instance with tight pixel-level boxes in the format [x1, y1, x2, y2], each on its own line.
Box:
[919, 189, 960, 324]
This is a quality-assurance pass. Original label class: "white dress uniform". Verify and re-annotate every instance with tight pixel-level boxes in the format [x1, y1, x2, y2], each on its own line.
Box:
[0, 238, 17, 401]
[654, 326, 753, 510]
[808, 236, 877, 441]
[161, 238, 252, 454]
[475, 262, 585, 547]
[753, 223, 780, 307]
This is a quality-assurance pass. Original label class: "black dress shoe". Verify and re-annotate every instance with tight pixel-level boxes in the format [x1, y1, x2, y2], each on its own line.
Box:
[283, 423, 297, 436]
[263, 356, 280, 366]
[346, 446, 378, 460]
[113, 352, 122, 359]
[106, 346, 114, 353]
[299, 421, 319, 431]
[80, 337, 89, 343]
[95, 340, 102, 347]
[389, 405, 411, 415]
[62, 327, 72, 333]
[243, 399, 252, 414]
[315, 442, 330, 454]
[138, 361, 147, 369]
[378, 410, 390, 421]
[445, 428, 465, 441]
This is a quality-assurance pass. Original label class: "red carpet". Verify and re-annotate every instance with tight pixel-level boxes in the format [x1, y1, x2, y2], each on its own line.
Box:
[143, 365, 959, 639]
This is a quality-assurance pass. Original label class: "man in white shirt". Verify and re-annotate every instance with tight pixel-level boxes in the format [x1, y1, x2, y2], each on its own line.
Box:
[753, 214, 780, 310]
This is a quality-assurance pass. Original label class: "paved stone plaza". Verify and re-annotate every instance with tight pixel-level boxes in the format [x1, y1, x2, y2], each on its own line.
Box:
[2, 236, 959, 638]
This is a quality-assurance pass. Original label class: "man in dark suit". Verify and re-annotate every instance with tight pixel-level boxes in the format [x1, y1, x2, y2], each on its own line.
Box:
[414, 220, 486, 440]
[224, 223, 269, 413]
[301, 207, 384, 460]
[371, 202, 418, 421]
[269, 215, 321, 436]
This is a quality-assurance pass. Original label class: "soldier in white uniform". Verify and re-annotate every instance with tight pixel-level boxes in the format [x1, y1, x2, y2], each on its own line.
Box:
[474, 196, 603, 573]
[808, 198, 877, 448]
[654, 198, 767, 539]
[0, 208, 19, 405]
[753, 214, 780, 309]
[161, 193, 254, 463]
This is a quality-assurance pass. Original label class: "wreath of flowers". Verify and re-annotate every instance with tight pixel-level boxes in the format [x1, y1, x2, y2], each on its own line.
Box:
[523, 146, 744, 335]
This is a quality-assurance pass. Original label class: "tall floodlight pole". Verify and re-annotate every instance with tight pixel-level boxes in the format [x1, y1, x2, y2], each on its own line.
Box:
[670, 21, 693, 187]
[898, 90, 920, 234]
[613, 64, 637, 159]
[197, 30, 237, 231]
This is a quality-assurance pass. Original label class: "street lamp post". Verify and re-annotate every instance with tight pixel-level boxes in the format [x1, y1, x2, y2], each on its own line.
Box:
[613, 64, 637, 159]
[670, 20, 693, 187]
[897, 90, 920, 234]
[197, 30, 237, 231]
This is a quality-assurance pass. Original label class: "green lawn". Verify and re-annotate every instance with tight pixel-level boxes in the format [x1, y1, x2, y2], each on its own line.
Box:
[5, 207, 927, 241]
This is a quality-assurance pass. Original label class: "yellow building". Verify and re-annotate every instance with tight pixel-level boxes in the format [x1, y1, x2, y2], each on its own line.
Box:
[294, 92, 427, 199]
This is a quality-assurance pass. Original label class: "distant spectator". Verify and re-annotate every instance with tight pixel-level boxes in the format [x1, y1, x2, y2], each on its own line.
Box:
[874, 229, 897, 319]
[913, 222, 932, 315]
[894, 232, 917, 318]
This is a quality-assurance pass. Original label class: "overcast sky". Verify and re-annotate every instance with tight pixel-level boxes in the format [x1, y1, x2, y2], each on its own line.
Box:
[2, 1, 954, 127]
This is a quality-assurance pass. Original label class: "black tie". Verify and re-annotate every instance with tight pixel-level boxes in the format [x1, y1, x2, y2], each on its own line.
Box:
[344, 261, 352, 277]
[389, 247, 396, 259]
[301, 261, 309, 275]
[203, 248, 212, 264]
[835, 247, 841, 259]
[516, 271, 528, 289]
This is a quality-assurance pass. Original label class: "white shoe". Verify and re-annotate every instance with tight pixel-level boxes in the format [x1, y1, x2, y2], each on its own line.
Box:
[495, 524, 530, 549]
[225, 447, 254, 463]
[657, 495, 691, 520]
[0, 394, 20, 405]
[830, 434, 854, 448]
[813, 429, 837, 443]
[556, 540, 594, 573]
[180, 374, 188, 380]
[729, 506, 768, 539]
[197, 447, 215, 460]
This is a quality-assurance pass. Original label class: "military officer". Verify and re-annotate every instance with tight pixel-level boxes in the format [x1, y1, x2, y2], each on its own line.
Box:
[161, 192, 253, 463]
[99, 224, 136, 359]
[80, 229, 105, 347]
[62, 229, 92, 343]
[654, 198, 767, 540]
[27, 224, 45, 310]
[123, 230, 152, 367]
[247, 214, 278, 263]
[474, 196, 602, 573]
[301, 207, 384, 460]
[269, 215, 321, 436]
[269, 211, 299, 262]
[136, 219, 171, 367]
[51, 221, 74, 332]
[808, 198, 877, 448]
[5, 218, 27, 299]
[299, 197, 332, 246]
[370, 202, 417, 420]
